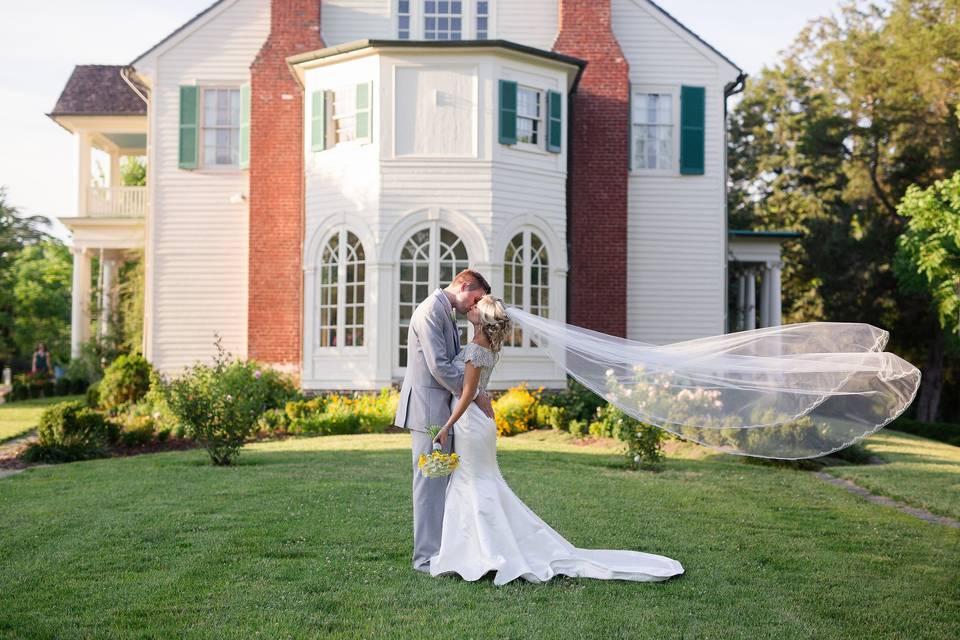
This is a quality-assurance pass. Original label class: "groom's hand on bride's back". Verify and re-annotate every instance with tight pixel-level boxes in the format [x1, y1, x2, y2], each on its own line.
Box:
[475, 392, 494, 419]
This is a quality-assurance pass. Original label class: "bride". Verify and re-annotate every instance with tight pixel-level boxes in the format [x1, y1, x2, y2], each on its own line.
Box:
[428, 294, 684, 586]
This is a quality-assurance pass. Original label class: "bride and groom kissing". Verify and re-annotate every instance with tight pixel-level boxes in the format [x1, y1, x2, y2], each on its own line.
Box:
[393, 269, 684, 586]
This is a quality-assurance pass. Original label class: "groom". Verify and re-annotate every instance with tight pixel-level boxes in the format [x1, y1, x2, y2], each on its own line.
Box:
[395, 269, 494, 573]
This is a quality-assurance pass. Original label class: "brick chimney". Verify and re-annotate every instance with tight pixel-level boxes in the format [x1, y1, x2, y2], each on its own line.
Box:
[248, 1, 324, 369]
[553, 0, 630, 337]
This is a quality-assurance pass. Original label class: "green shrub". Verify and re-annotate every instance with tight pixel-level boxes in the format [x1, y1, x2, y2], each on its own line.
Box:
[85, 381, 101, 408]
[541, 378, 605, 424]
[493, 384, 541, 437]
[283, 390, 398, 436]
[98, 354, 154, 413]
[535, 404, 568, 431]
[568, 419, 587, 438]
[619, 419, 667, 470]
[161, 336, 297, 465]
[28, 400, 117, 462]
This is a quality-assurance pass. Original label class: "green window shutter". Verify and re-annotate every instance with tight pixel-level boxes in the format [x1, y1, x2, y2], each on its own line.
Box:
[680, 85, 705, 175]
[178, 86, 200, 169]
[356, 81, 372, 141]
[546, 90, 562, 153]
[311, 90, 326, 151]
[239, 83, 251, 169]
[499, 79, 517, 145]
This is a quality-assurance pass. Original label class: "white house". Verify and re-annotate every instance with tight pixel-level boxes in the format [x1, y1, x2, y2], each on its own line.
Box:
[49, 0, 791, 390]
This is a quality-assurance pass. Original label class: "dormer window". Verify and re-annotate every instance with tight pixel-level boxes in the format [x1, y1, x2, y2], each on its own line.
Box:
[396, 1, 486, 40]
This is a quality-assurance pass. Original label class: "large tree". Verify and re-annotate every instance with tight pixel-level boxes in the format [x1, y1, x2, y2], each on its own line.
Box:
[0, 187, 53, 363]
[11, 241, 73, 366]
[728, 0, 960, 421]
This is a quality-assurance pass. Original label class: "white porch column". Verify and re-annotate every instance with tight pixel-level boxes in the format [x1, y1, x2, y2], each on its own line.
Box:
[770, 262, 783, 326]
[100, 256, 117, 338]
[70, 247, 91, 358]
[759, 264, 771, 328]
[76, 131, 92, 217]
[745, 269, 756, 330]
[735, 271, 746, 331]
[110, 151, 122, 188]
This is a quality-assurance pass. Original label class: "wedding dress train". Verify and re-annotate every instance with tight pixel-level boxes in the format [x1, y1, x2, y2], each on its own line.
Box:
[428, 344, 684, 586]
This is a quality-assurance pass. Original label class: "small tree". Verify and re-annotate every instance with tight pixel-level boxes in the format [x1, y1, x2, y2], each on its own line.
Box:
[894, 172, 960, 422]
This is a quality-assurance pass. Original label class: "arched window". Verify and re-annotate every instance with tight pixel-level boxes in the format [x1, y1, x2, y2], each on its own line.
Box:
[398, 226, 470, 367]
[317, 230, 366, 348]
[503, 230, 549, 348]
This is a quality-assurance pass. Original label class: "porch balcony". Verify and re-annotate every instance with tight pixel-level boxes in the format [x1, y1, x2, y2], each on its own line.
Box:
[87, 185, 147, 218]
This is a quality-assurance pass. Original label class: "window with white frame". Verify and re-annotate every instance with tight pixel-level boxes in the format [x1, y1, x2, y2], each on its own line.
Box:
[476, 1, 489, 38]
[202, 88, 240, 167]
[398, 226, 470, 367]
[317, 230, 366, 348]
[398, 0, 411, 39]
[332, 85, 358, 145]
[424, 0, 462, 40]
[632, 92, 673, 170]
[517, 87, 541, 145]
[503, 231, 549, 348]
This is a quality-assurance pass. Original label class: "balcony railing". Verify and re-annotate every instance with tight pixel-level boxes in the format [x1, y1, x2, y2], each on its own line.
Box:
[86, 186, 146, 218]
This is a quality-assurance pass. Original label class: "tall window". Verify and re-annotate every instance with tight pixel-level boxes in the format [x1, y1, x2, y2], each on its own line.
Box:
[632, 92, 673, 170]
[202, 88, 240, 166]
[476, 0, 489, 38]
[424, 0, 462, 40]
[398, 225, 470, 367]
[503, 231, 549, 348]
[317, 230, 366, 348]
[517, 87, 541, 145]
[332, 85, 358, 145]
[398, 0, 411, 39]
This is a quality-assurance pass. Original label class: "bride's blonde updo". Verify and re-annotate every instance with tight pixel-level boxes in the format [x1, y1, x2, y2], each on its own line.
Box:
[476, 295, 513, 353]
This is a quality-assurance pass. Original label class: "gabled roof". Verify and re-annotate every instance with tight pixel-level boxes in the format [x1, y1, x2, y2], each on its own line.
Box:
[49, 65, 147, 116]
[130, 0, 229, 66]
[645, 0, 743, 73]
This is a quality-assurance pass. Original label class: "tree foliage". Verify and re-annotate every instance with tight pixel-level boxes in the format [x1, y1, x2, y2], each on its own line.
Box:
[11, 241, 72, 365]
[728, 0, 960, 420]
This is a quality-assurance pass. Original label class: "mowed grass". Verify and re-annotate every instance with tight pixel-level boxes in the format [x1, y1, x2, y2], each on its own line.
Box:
[0, 396, 84, 443]
[0, 430, 957, 640]
[824, 430, 960, 520]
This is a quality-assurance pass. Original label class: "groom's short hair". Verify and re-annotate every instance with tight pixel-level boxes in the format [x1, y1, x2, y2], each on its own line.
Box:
[452, 269, 491, 294]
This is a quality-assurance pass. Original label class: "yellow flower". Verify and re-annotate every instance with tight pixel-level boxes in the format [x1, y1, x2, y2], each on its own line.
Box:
[418, 454, 427, 468]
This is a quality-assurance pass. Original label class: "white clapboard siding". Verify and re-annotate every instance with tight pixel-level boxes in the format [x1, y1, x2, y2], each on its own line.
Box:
[614, 0, 736, 344]
[148, 0, 270, 372]
[321, 0, 393, 45]
[497, 0, 559, 50]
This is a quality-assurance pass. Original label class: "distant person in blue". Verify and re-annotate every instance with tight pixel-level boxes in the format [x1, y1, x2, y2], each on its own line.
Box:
[31, 342, 52, 379]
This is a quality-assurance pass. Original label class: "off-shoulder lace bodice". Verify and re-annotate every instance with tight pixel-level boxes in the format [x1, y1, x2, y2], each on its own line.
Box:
[456, 342, 499, 393]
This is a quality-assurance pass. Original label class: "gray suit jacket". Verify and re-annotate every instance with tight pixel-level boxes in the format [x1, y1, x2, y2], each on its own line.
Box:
[394, 289, 463, 432]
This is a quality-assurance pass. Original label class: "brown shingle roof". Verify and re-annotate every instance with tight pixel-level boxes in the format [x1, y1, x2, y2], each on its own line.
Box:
[49, 65, 147, 116]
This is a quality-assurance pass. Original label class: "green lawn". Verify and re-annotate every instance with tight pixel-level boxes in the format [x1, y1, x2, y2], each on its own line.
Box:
[0, 430, 957, 639]
[0, 396, 84, 443]
[824, 430, 960, 520]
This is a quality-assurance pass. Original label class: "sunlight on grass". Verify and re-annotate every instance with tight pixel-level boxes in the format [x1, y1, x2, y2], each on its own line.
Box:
[825, 430, 960, 519]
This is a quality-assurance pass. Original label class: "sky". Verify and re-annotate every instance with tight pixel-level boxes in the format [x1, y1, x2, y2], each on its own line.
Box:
[0, 0, 845, 240]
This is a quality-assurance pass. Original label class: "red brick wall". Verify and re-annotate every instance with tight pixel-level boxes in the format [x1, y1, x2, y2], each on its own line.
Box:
[553, 0, 630, 337]
[248, 0, 324, 368]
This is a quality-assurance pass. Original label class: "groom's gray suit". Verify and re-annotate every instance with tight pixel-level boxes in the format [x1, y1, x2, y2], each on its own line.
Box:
[395, 288, 464, 572]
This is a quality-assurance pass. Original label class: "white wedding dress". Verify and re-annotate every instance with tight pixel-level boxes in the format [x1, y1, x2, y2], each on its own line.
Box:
[428, 343, 685, 586]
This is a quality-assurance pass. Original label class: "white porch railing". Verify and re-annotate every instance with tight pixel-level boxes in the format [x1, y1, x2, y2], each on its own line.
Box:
[86, 186, 146, 218]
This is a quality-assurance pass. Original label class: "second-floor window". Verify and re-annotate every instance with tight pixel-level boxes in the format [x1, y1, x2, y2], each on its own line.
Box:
[398, 0, 411, 39]
[632, 92, 673, 170]
[202, 88, 240, 167]
[516, 87, 541, 146]
[425, 1, 462, 40]
[476, 1, 489, 38]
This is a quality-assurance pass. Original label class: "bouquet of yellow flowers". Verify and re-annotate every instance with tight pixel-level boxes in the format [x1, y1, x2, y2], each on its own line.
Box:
[419, 426, 461, 478]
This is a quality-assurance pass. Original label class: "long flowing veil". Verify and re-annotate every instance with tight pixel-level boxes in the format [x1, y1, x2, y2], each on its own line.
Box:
[504, 308, 921, 459]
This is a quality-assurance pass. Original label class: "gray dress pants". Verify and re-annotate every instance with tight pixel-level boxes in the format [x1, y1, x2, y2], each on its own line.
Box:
[411, 427, 454, 571]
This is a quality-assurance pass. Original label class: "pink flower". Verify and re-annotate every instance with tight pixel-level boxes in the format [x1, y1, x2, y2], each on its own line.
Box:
[254, 370, 262, 379]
